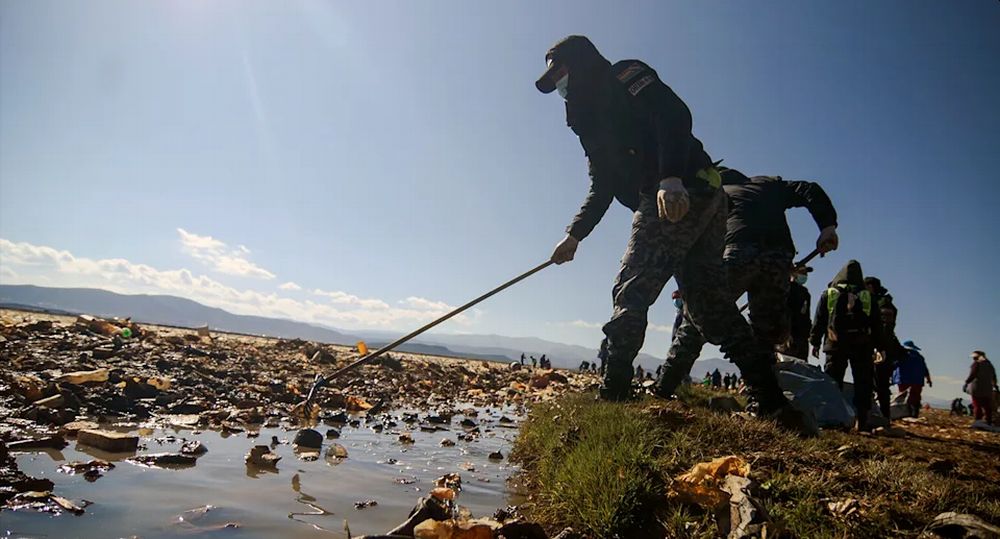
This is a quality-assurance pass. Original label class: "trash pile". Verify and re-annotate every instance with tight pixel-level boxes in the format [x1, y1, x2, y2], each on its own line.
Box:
[0, 310, 597, 521]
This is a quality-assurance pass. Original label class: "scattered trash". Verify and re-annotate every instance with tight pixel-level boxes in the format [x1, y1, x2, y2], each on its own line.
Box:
[57, 460, 115, 481]
[669, 455, 750, 508]
[7, 436, 68, 451]
[354, 499, 378, 510]
[923, 512, 1000, 538]
[55, 368, 110, 385]
[399, 433, 415, 444]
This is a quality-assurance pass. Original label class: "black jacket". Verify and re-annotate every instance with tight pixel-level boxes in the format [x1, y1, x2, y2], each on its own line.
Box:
[720, 170, 837, 254]
[563, 58, 712, 241]
[810, 260, 882, 354]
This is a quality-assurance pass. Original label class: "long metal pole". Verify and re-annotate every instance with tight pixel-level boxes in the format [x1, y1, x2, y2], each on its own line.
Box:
[303, 260, 554, 403]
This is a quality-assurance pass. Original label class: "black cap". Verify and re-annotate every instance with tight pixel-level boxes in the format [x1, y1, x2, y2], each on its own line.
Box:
[535, 35, 607, 94]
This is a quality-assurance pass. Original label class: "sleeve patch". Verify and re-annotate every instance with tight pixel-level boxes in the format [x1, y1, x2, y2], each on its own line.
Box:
[616, 63, 646, 84]
[627, 74, 655, 96]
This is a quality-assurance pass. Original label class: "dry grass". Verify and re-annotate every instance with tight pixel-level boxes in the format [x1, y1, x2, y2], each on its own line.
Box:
[511, 386, 1000, 538]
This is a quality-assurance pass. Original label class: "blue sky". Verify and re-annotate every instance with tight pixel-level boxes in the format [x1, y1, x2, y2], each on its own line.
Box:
[1, 0, 998, 400]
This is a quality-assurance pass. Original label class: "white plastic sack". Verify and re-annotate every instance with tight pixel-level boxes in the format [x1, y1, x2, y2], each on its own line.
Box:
[775, 354, 855, 429]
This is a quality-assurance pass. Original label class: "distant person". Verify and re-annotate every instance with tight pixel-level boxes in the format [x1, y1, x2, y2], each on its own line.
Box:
[722, 372, 731, 390]
[590, 362, 598, 374]
[965, 350, 997, 425]
[866, 276, 903, 423]
[531, 355, 537, 369]
[520, 353, 525, 366]
[779, 267, 812, 360]
[702, 372, 712, 387]
[950, 398, 966, 416]
[711, 368, 722, 389]
[540, 354, 549, 369]
[635, 365, 644, 381]
[579, 361, 590, 372]
[810, 260, 884, 431]
[892, 340, 932, 418]
[597, 338, 608, 376]
[671, 290, 685, 336]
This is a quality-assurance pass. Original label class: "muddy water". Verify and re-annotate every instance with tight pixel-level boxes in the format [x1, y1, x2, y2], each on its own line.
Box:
[3, 408, 522, 538]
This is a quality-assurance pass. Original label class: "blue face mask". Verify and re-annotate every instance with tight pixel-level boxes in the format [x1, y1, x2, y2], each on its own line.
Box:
[673, 298, 684, 309]
[795, 274, 808, 285]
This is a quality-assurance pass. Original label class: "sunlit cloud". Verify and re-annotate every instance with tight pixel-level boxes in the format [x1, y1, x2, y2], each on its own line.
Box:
[0, 238, 470, 330]
[177, 228, 276, 280]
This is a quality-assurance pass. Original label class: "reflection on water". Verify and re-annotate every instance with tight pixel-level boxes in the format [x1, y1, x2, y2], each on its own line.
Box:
[3, 407, 521, 538]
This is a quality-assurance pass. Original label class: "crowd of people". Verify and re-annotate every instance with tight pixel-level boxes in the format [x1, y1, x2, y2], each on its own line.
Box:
[533, 35, 997, 435]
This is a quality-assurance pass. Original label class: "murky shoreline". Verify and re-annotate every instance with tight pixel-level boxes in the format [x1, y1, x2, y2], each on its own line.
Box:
[3, 407, 524, 538]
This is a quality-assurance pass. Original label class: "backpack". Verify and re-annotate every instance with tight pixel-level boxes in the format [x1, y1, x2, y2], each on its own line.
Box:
[826, 284, 873, 343]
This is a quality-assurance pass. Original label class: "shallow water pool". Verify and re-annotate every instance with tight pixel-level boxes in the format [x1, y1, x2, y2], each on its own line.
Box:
[3, 408, 522, 538]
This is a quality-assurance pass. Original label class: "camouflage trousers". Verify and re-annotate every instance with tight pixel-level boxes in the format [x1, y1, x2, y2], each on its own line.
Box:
[601, 190, 785, 408]
[657, 246, 794, 390]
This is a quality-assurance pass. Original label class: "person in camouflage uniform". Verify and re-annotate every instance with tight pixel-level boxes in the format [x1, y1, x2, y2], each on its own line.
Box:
[534, 36, 815, 432]
[865, 276, 902, 421]
[654, 169, 839, 397]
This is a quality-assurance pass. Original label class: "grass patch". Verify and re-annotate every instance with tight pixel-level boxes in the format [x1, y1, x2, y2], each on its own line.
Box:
[511, 389, 1000, 538]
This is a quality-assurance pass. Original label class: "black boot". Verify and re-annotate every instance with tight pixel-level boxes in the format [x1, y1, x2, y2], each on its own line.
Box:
[652, 363, 687, 399]
[599, 362, 633, 402]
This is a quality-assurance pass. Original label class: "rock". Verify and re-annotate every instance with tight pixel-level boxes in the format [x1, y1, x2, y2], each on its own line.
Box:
[398, 433, 415, 444]
[8, 436, 68, 451]
[59, 421, 100, 437]
[325, 443, 348, 463]
[127, 453, 198, 468]
[440, 438, 456, 447]
[325, 428, 340, 439]
[57, 459, 115, 481]
[77, 429, 140, 453]
[708, 396, 745, 413]
[293, 429, 323, 449]
[488, 451, 503, 461]
[354, 499, 378, 509]
[414, 518, 499, 539]
[245, 445, 280, 469]
[923, 511, 1000, 538]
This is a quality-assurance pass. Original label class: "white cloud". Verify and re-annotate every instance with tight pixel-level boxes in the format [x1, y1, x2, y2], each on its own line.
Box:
[177, 228, 275, 280]
[566, 320, 602, 330]
[0, 238, 468, 330]
[313, 289, 390, 310]
[400, 296, 455, 312]
[278, 281, 302, 291]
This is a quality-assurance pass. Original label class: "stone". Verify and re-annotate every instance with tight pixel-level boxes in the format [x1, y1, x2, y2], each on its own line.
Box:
[488, 451, 504, 460]
[325, 428, 340, 439]
[924, 512, 1000, 538]
[55, 368, 109, 385]
[127, 453, 197, 467]
[293, 428, 323, 449]
[180, 440, 208, 455]
[8, 436, 68, 451]
[59, 421, 100, 437]
[245, 445, 280, 469]
[77, 429, 140, 453]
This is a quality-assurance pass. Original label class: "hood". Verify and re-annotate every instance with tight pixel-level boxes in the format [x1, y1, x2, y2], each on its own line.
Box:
[864, 276, 888, 296]
[832, 260, 865, 288]
[539, 35, 613, 96]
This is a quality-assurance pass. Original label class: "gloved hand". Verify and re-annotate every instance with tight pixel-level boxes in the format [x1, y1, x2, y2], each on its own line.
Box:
[551, 234, 579, 264]
[657, 177, 689, 223]
[816, 225, 839, 254]
[811, 346, 820, 359]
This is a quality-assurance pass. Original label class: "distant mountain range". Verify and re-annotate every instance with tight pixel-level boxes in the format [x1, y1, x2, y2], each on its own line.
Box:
[0, 284, 729, 372]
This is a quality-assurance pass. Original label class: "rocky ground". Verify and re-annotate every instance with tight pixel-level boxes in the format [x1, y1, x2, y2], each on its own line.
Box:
[0, 308, 596, 537]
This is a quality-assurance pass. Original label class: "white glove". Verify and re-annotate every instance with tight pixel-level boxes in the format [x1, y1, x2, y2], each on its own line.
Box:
[816, 225, 839, 254]
[551, 234, 579, 264]
[657, 177, 689, 223]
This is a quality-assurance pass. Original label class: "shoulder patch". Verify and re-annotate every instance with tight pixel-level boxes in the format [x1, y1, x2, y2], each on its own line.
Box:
[627, 74, 655, 96]
[616, 63, 646, 84]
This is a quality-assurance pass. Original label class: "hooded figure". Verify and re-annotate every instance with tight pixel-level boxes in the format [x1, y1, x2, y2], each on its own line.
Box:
[809, 260, 883, 430]
[535, 36, 815, 435]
